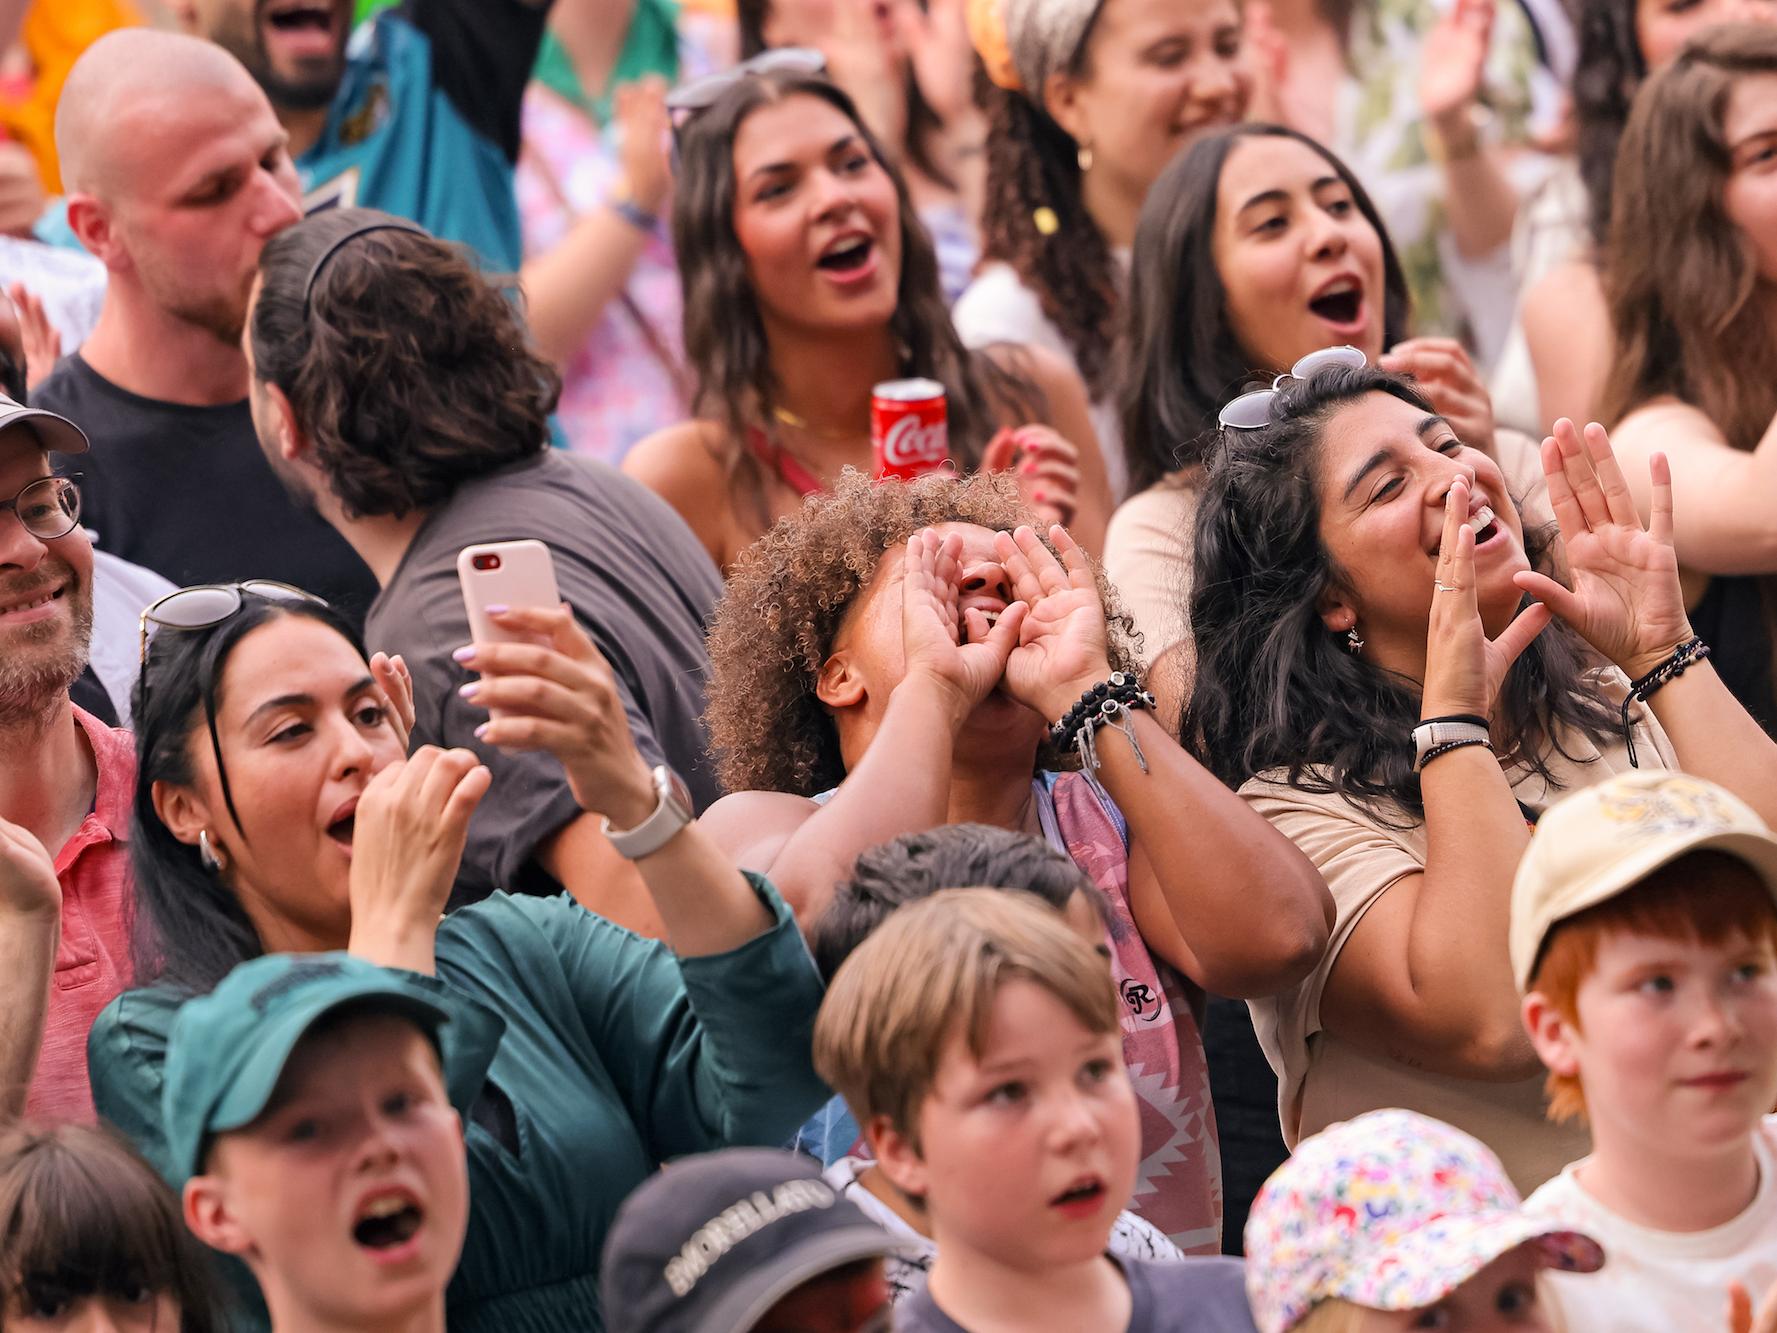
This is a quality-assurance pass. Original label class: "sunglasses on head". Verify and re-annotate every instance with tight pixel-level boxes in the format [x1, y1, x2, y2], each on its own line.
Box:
[665, 47, 827, 162]
[1216, 345, 1368, 433]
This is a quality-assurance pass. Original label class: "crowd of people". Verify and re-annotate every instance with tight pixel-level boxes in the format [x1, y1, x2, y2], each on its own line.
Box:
[4, 0, 1777, 1328]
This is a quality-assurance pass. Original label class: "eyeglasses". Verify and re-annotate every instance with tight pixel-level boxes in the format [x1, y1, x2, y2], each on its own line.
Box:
[666, 47, 827, 144]
[0, 474, 81, 541]
[1216, 345, 1368, 432]
[137, 580, 328, 667]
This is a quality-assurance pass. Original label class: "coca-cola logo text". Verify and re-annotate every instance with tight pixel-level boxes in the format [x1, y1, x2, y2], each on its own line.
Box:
[880, 414, 948, 466]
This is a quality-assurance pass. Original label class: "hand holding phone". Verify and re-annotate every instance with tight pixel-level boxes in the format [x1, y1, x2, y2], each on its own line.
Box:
[457, 540, 563, 648]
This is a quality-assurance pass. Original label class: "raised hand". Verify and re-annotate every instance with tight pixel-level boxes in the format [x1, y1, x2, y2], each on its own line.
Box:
[613, 75, 672, 217]
[994, 525, 1114, 721]
[893, 0, 975, 123]
[0, 816, 58, 921]
[6, 284, 59, 391]
[900, 528, 1028, 720]
[824, 0, 906, 150]
[457, 605, 665, 825]
[1512, 419, 1692, 679]
[983, 426, 1081, 531]
[369, 651, 415, 750]
[1727, 1278, 1777, 1333]
[1421, 476, 1552, 720]
[1419, 0, 1493, 131]
[1379, 337, 1497, 458]
[1241, 1, 1292, 126]
[347, 745, 490, 969]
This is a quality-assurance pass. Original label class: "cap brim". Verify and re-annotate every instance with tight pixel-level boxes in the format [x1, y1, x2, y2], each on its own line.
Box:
[1335, 1210, 1604, 1314]
[0, 406, 88, 455]
[206, 985, 453, 1141]
[1517, 829, 1777, 989]
[696, 1226, 916, 1333]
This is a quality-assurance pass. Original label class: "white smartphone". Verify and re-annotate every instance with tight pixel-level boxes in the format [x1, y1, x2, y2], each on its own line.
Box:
[456, 539, 563, 648]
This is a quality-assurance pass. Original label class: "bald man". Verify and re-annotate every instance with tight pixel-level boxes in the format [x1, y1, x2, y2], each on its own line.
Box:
[34, 32, 377, 620]
[166, 0, 553, 272]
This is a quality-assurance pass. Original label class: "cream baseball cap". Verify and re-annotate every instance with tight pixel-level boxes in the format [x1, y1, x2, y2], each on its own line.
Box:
[1510, 771, 1777, 992]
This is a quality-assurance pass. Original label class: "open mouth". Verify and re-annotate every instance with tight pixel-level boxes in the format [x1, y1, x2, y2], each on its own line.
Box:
[816, 235, 875, 274]
[326, 814, 355, 849]
[1308, 286, 1363, 327]
[264, 1, 335, 33]
[1049, 1178, 1106, 1215]
[0, 584, 65, 619]
[353, 1195, 424, 1252]
[1469, 505, 1500, 546]
[957, 606, 1004, 645]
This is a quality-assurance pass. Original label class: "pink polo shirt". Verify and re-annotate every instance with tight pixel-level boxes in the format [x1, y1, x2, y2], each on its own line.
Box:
[25, 706, 135, 1122]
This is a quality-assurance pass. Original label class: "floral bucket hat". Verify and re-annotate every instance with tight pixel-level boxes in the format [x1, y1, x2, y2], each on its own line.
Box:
[1243, 1109, 1604, 1332]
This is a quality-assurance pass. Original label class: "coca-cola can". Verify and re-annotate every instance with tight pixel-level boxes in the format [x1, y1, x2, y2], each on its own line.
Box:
[871, 378, 950, 480]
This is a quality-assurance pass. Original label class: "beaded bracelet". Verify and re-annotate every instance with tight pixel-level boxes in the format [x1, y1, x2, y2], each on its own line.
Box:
[1049, 673, 1157, 775]
[1621, 636, 1711, 767]
[1417, 736, 1493, 770]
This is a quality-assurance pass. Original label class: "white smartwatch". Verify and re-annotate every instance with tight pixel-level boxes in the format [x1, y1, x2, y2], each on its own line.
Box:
[601, 765, 694, 860]
[1411, 720, 1492, 772]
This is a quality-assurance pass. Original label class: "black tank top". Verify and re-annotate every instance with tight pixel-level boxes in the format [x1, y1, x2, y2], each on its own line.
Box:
[1689, 573, 1777, 735]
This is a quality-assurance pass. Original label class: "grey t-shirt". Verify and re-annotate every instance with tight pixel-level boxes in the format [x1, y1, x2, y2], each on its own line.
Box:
[894, 1256, 1256, 1333]
[365, 450, 724, 908]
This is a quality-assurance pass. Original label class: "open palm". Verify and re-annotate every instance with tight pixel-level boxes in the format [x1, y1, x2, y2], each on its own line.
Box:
[1514, 420, 1693, 677]
[994, 525, 1114, 720]
[901, 529, 1026, 712]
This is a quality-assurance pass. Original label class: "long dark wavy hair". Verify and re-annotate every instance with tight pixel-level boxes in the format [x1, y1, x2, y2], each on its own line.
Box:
[251, 208, 560, 520]
[1116, 124, 1410, 494]
[129, 597, 367, 994]
[673, 68, 1028, 523]
[1182, 366, 1623, 825]
[1572, 0, 1648, 251]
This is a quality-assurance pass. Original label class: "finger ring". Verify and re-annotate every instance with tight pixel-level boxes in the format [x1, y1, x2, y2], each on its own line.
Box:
[1435, 581, 1460, 593]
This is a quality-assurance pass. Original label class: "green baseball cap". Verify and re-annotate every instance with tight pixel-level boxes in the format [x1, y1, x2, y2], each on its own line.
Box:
[163, 953, 455, 1186]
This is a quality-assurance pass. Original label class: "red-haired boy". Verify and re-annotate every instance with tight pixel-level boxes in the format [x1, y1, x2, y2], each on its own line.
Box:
[1514, 772, 1777, 1331]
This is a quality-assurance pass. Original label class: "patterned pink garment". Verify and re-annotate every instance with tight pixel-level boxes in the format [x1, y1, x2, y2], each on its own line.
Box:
[1045, 771, 1223, 1254]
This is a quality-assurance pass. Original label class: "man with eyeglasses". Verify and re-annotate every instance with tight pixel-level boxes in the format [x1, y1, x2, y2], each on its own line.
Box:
[0, 395, 137, 1122]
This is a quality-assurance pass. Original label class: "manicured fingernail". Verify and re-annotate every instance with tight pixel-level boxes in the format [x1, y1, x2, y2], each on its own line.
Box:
[473, 722, 489, 739]
[1034, 490, 1046, 503]
[452, 645, 476, 663]
[458, 681, 480, 700]
[1022, 460, 1037, 474]
[486, 604, 509, 616]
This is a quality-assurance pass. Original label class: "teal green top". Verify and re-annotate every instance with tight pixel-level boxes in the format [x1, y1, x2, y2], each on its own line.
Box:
[87, 876, 830, 1333]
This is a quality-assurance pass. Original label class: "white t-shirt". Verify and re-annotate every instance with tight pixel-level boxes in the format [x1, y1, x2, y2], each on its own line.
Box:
[824, 1156, 1183, 1304]
[1527, 1118, 1777, 1332]
[952, 260, 1128, 501]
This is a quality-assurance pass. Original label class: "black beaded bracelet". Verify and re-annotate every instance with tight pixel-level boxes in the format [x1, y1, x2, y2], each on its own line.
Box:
[1417, 736, 1492, 770]
[1621, 636, 1711, 768]
[1049, 672, 1156, 750]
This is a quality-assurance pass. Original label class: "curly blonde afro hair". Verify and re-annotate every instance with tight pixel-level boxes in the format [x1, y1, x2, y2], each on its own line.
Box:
[707, 468, 1141, 796]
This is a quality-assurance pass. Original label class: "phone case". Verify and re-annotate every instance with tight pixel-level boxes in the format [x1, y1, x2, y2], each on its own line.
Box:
[456, 540, 563, 647]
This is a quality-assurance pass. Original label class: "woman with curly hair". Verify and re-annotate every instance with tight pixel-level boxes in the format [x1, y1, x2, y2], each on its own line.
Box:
[1513, 0, 1775, 432]
[698, 469, 1333, 1251]
[1182, 361, 1777, 1190]
[623, 65, 1109, 570]
[954, 0, 1250, 498]
[1583, 23, 1777, 734]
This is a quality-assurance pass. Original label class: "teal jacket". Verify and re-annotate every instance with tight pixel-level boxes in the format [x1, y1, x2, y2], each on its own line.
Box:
[87, 877, 830, 1332]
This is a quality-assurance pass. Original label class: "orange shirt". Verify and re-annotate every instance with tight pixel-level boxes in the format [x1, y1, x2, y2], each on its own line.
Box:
[0, 0, 140, 194]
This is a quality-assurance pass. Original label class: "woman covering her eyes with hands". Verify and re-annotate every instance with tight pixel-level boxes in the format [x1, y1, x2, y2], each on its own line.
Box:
[85, 589, 829, 1332]
[1181, 361, 1777, 1192]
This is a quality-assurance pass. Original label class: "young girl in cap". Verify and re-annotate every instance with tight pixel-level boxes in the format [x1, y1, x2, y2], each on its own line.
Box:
[1242, 1109, 1602, 1332]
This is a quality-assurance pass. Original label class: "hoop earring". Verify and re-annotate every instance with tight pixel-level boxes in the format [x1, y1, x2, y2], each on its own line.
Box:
[199, 829, 222, 874]
[1346, 627, 1365, 654]
[1077, 142, 1094, 173]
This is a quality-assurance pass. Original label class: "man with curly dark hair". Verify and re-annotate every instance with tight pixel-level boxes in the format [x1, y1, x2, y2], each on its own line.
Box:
[699, 467, 1332, 1256]
[244, 207, 724, 933]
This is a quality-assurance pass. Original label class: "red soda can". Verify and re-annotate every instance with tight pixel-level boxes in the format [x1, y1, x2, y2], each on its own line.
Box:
[871, 378, 950, 480]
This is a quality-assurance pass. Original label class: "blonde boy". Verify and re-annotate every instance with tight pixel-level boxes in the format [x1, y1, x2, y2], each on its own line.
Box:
[813, 888, 1254, 1333]
[1513, 772, 1777, 1332]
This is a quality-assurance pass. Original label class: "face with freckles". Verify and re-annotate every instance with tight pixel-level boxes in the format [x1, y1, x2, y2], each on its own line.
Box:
[152, 613, 406, 951]
[184, 1012, 468, 1330]
[730, 93, 904, 339]
[818, 522, 1045, 759]
[1312, 392, 1530, 650]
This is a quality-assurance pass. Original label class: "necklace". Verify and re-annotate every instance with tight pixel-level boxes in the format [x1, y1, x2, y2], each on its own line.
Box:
[771, 403, 862, 443]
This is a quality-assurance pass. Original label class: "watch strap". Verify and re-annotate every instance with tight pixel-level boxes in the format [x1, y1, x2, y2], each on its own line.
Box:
[601, 765, 693, 859]
[1412, 720, 1492, 772]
